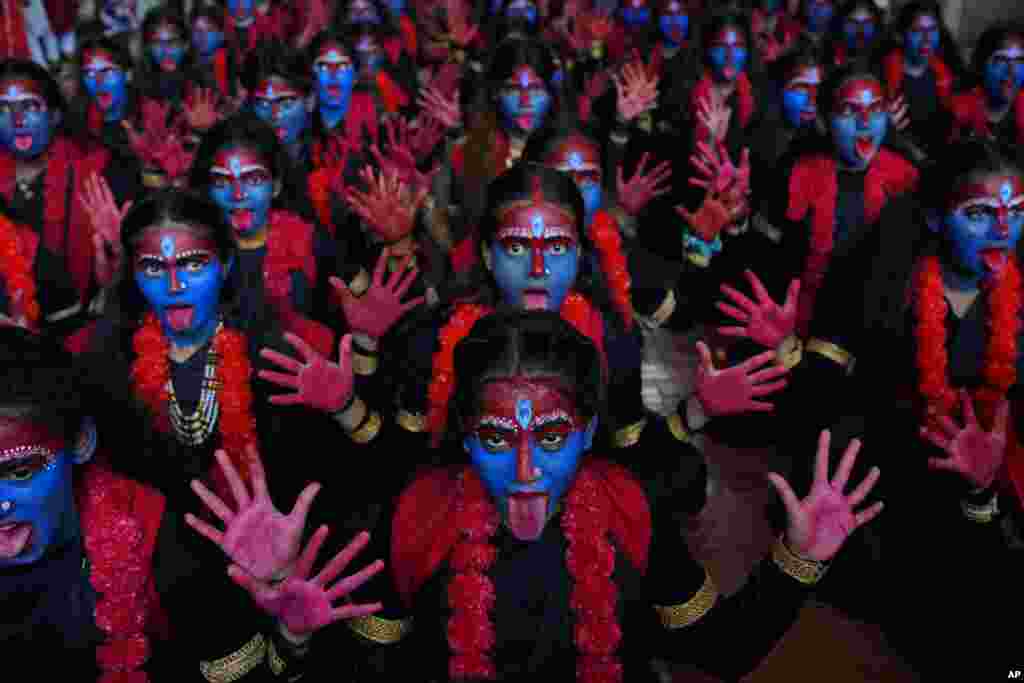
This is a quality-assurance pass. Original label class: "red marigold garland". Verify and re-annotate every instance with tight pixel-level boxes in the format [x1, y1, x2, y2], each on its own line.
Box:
[79, 465, 153, 683]
[262, 210, 315, 313]
[446, 465, 623, 682]
[589, 210, 633, 330]
[0, 214, 40, 326]
[915, 255, 1021, 430]
[131, 314, 257, 480]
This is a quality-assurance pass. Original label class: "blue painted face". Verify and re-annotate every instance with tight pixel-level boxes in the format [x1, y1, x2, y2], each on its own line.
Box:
[805, 0, 833, 34]
[133, 227, 228, 348]
[708, 28, 748, 82]
[944, 175, 1024, 282]
[209, 146, 276, 238]
[781, 65, 821, 129]
[843, 9, 875, 52]
[0, 79, 54, 159]
[488, 200, 580, 311]
[464, 379, 595, 541]
[314, 45, 355, 113]
[829, 78, 887, 170]
[551, 143, 604, 227]
[498, 66, 552, 134]
[905, 14, 940, 65]
[228, 0, 256, 25]
[251, 77, 308, 146]
[505, 0, 538, 26]
[620, 0, 651, 28]
[983, 40, 1024, 106]
[0, 418, 74, 567]
[147, 23, 186, 73]
[192, 18, 225, 58]
[81, 49, 128, 123]
[659, 11, 689, 47]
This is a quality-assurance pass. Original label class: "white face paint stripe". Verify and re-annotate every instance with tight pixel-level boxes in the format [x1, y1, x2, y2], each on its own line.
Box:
[533, 409, 574, 427]
[496, 224, 576, 240]
[478, 416, 518, 430]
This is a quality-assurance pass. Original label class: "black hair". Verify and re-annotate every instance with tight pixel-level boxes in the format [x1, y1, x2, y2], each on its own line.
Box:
[334, 0, 402, 37]
[76, 35, 135, 74]
[307, 29, 356, 64]
[885, 1, 964, 76]
[697, 10, 760, 76]
[484, 0, 543, 45]
[923, 138, 1023, 215]
[240, 40, 312, 94]
[969, 23, 1024, 86]
[0, 59, 67, 115]
[451, 310, 605, 433]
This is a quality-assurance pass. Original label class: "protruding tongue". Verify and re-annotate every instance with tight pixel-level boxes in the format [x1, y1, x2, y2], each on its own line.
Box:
[161, 59, 178, 72]
[98, 93, 113, 109]
[14, 135, 32, 152]
[982, 248, 1008, 275]
[328, 85, 342, 98]
[507, 494, 547, 540]
[722, 65, 737, 80]
[0, 523, 32, 559]
[166, 305, 194, 332]
[516, 114, 533, 131]
[523, 292, 549, 310]
[231, 209, 254, 233]
[855, 136, 874, 161]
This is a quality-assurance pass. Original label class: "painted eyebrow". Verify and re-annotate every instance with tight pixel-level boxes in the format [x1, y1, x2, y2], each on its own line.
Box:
[957, 196, 1024, 209]
[496, 225, 577, 239]
[0, 445, 56, 466]
[0, 93, 45, 102]
[533, 410, 573, 427]
[477, 416, 517, 430]
[211, 165, 269, 175]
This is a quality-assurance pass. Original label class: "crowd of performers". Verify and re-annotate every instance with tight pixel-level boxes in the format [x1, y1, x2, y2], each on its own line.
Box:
[1, 0, 1023, 680]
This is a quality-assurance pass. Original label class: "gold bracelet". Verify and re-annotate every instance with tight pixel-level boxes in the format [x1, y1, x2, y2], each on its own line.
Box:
[613, 419, 647, 448]
[653, 572, 719, 629]
[348, 614, 413, 644]
[352, 351, 379, 376]
[199, 634, 267, 683]
[962, 495, 999, 524]
[396, 409, 427, 433]
[349, 410, 382, 444]
[650, 290, 677, 328]
[771, 535, 828, 585]
[267, 638, 286, 676]
[775, 335, 803, 371]
[667, 412, 691, 444]
[348, 268, 370, 296]
[805, 338, 855, 374]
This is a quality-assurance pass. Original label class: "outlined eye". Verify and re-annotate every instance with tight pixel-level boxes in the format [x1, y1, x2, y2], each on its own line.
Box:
[547, 239, 571, 256]
[537, 432, 566, 450]
[183, 257, 210, 272]
[964, 207, 992, 221]
[244, 171, 271, 185]
[478, 428, 511, 451]
[1008, 207, 1024, 220]
[211, 175, 231, 188]
[138, 259, 165, 277]
[502, 239, 528, 256]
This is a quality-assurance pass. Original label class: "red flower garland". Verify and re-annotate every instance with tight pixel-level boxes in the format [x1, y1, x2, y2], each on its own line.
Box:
[262, 210, 317, 315]
[130, 314, 258, 480]
[79, 466, 153, 683]
[446, 465, 623, 682]
[0, 214, 39, 326]
[589, 210, 633, 330]
[915, 255, 1021, 430]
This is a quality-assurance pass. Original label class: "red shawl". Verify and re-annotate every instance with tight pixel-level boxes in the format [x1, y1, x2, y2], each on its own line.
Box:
[225, 7, 291, 57]
[0, 0, 29, 60]
[212, 48, 230, 97]
[786, 148, 919, 334]
[391, 459, 651, 608]
[690, 71, 755, 142]
[0, 137, 108, 301]
[882, 49, 954, 110]
[951, 86, 1024, 146]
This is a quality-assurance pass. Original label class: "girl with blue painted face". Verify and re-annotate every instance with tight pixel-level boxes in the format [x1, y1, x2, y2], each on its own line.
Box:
[707, 23, 749, 84]
[241, 43, 314, 163]
[311, 36, 356, 134]
[780, 56, 823, 130]
[950, 26, 1024, 148]
[78, 40, 131, 125]
[191, 11, 226, 65]
[803, 0, 834, 38]
[144, 13, 187, 74]
[658, 0, 689, 49]
[828, 74, 888, 171]
[830, 0, 882, 65]
[620, 0, 652, 30]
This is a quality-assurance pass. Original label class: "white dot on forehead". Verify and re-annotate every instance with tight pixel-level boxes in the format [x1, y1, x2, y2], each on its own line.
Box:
[531, 213, 545, 238]
[161, 235, 175, 258]
[516, 399, 533, 429]
[568, 151, 583, 170]
[1002, 181, 1013, 204]
[667, 1, 681, 10]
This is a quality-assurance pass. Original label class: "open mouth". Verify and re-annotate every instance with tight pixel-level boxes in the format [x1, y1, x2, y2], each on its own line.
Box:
[14, 134, 33, 152]
[97, 92, 113, 109]
[854, 134, 876, 161]
[981, 247, 1009, 274]
[165, 304, 195, 332]
[507, 492, 548, 540]
[230, 208, 255, 233]
[722, 65, 737, 80]
[160, 59, 178, 72]
[0, 522, 32, 559]
[522, 289, 549, 310]
[800, 110, 817, 122]
[515, 113, 536, 130]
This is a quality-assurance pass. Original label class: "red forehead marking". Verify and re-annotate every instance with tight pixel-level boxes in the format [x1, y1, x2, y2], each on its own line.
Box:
[835, 78, 882, 106]
[509, 66, 542, 89]
[711, 26, 745, 46]
[477, 378, 581, 425]
[136, 224, 218, 258]
[254, 76, 301, 98]
[82, 48, 117, 68]
[0, 416, 64, 455]
[213, 145, 269, 173]
[0, 78, 45, 100]
[949, 175, 1024, 209]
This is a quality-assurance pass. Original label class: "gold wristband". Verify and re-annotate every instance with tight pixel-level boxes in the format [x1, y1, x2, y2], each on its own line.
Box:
[613, 419, 647, 448]
[654, 572, 719, 629]
[348, 614, 413, 644]
[667, 412, 691, 444]
[686, 250, 711, 268]
[199, 634, 267, 683]
[776, 335, 803, 371]
[396, 409, 427, 433]
[353, 351, 379, 376]
[805, 338, 855, 374]
[267, 638, 286, 675]
[349, 410, 382, 444]
[771, 535, 828, 585]
[962, 495, 999, 524]
[348, 268, 370, 296]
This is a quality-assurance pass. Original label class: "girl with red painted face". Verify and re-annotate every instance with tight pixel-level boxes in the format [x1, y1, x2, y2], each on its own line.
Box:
[950, 24, 1024, 149]
[334, 309, 882, 682]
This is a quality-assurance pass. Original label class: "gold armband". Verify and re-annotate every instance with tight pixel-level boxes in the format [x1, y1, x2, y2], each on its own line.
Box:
[199, 634, 267, 683]
[667, 412, 691, 444]
[775, 335, 803, 371]
[771, 535, 828, 585]
[267, 639, 286, 676]
[350, 410, 382, 444]
[613, 419, 647, 448]
[352, 351, 379, 376]
[962, 495, 999, 524]
[653, 572, 719, 629]
[805, 338, 855, 374]
[396, 409, 427, 433]
[348, 268, 370, 296]
[348, 615, 414, 645]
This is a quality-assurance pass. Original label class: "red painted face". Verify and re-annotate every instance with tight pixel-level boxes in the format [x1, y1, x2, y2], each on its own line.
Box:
[948, 174, 1024, 239]
[710, 26, 746, 50]
[834, 77, 884, 120]
[0, 417, 62, 468]
[315, 41, 354, 72]
[547, 136, 602, 186]
[134, 225, 219, 294]
[496, 198, 579, 282]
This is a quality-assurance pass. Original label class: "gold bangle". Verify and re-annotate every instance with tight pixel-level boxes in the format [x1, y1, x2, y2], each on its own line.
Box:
[775, 335, 803, 371]
[686, 250, 711, 268]
[771, 535, 828, 585]
[613, 419, 647, 448]
[348, 614, 413, 644]
[396, 409, 427, 433]
[962, 496, 998, 524]
[267, 638, 286, 675]
[805, 338, 855, 374]
[350, 410, 382, 444]
[650, 289, 677, 327]
[348, 268, 370, 296]
[353, 351, 378, 376]
[199, 634, 267, 683]
[667, 412, 691, 444]
[653, 572, 719, 629]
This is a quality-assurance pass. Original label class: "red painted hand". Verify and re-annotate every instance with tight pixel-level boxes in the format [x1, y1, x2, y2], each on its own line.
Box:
[613, 61, 659, 122]
[346, 167, 429, 243]
[182, 87, 222, 132]
[717, 272, 800, 350]
[81, 173, 132, 288]
[185, 446, 322, 581]
[418, 84, 462, 130]
[257, 332, 355, 413]
[693, 341, 788, 417]
[888, 95, 910, 132]
[444, 0, 479, 46]
[675, 194, 731, 242]
[696, 92, 732, 143]
[768, 430, 883, 562]
[616, 152, 672, 216]
[921, 391, 1010, 490]
[331, 248, 426, 339]
[228, 527, 385, 636]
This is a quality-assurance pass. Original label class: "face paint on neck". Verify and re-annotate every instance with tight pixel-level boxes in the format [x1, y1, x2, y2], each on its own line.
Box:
[805, 0, 833, 34]
[490, 196, 580, 311]
[829, 78, 887, 170]
[349, 0, 381, 25]
[314, 45, 355, 116]
[354, 34, 383, 76]
[147, 23, 186, 73]
[209, 146, 275, 238]
[505, 0, 538, 27]
[498, 66, 552, 134]
[944, 174, 1024, 281]
[621, 0, 651, 28]
[228, 0, 256, 26]
[984, 39, 1024, 106]
[0, 416, 72, 567]
[782, 65, 821, 129]
[192, 17, 225, 58]
[81, 49, 128, 122]
[464, 378, 592, 541]
[843, 8, 875, 52]
[905, 13, 940, 65]
[659, 1, 688, 46]
[0, 79, 53, 159]
[548, 138, 603, 225]
[708, 27, 748, 83]
[134, 225, 225, 347]
[251, 77, 308, 146]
